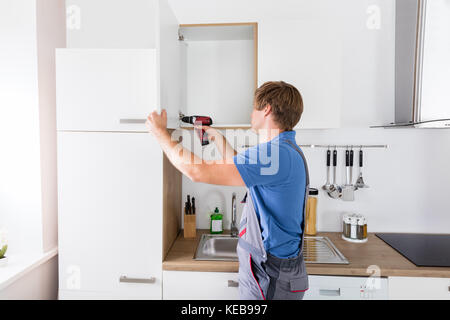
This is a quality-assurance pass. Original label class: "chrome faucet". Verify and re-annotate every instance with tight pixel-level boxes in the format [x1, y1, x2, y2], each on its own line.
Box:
[230, 192, 238, 237]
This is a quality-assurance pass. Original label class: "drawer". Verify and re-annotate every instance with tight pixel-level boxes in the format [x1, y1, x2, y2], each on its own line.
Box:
[163, 271, 239, 300]
[388, 277, 450, 300]
[304, 275, 389, 300]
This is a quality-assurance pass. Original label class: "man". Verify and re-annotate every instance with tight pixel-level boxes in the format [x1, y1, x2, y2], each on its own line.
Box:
[146, 81, 309, 300]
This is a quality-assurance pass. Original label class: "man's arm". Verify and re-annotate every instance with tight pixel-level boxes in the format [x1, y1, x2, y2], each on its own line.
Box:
[146, 110, 245, 186]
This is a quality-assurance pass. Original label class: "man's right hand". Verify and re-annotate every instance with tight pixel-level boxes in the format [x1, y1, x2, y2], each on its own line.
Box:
[197, 126, 237, 161]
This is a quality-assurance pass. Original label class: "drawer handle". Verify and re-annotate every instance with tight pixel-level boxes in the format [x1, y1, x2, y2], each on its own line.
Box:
[228, 280, 239, 288]
[119, 276, 156, 284]
[119, 119, 146, 124]
[319, 288, 341, 296]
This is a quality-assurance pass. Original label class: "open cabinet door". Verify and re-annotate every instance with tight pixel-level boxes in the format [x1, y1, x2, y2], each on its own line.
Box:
[157, 0, 184, 128]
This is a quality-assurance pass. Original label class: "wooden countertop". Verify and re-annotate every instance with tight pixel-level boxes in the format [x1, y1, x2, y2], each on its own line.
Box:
[162, 230, 450, 278]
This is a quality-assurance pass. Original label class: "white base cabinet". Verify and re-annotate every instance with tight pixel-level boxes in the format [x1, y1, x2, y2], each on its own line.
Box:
[388, 277, 450, 300]
[163, 271, 240, 300]
[304, 275, 389, 300]
[163, 272, 389, 300]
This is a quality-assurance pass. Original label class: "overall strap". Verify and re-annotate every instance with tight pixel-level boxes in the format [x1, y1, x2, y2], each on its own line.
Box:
[283, 139, 310, 253]
[284, 140, 310, 188]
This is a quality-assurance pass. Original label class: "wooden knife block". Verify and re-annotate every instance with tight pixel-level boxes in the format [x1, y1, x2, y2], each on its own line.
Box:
[184, 213, 196, 238]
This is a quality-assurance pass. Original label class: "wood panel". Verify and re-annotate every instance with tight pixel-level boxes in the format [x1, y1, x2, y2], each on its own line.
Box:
[162, 150, 182, 261]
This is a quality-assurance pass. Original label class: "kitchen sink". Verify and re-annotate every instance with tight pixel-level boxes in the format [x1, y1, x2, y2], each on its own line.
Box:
[194, 234, 239, 261]
[194, 234, 349, 264]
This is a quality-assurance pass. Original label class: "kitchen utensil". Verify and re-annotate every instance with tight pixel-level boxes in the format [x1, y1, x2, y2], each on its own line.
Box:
[327, 149, 342, 199]
[184, 199, 196, 238]
[349, 149, 354, 184]
[322, 149, 332, 192]
[342, 213, 367, 243]
[342, 149, 355, 201]
[355, 149, 369, 189]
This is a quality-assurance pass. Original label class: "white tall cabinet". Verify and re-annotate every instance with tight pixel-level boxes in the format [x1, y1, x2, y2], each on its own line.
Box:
[57, 133, 163, 299]
[57, 0, 181, 299]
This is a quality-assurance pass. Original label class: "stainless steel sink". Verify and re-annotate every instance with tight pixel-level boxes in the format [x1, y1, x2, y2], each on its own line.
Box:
[194, 234, 239, 261]
[194, 234, 349, 264]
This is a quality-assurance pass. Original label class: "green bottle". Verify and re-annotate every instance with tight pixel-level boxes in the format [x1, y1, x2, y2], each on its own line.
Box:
[210, 207, 223, 234]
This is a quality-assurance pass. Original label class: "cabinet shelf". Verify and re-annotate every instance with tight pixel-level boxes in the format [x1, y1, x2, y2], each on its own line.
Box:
[180, 124, 251, 130]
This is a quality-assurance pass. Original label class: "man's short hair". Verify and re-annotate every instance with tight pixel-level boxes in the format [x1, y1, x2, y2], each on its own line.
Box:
[254, 81, 303, 131]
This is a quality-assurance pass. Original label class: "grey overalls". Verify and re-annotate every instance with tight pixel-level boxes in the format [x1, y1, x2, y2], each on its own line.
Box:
[237, 140, 310, 300]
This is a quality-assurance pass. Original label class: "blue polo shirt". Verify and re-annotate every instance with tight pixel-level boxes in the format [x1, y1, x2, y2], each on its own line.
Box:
[233, 131, 307, 258]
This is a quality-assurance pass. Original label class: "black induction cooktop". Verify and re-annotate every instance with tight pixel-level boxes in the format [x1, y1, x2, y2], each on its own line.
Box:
[376, 233, 450, 267]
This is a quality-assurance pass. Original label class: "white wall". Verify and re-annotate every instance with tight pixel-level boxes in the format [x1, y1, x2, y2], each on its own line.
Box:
[171, 0, 450, 234]
[0, 0, 65, 255]
[37, 0, 66, 252]
[0, 256, 58, 300]
[0, 0, 43, 255]
[0, 0, 64, 300]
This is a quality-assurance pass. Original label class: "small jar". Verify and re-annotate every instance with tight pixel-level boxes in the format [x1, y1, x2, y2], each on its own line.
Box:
[342, 215, 352, 238]
[357, 216, 368, 240]
[305, 188, 319, 236]
[342, 213, 368, 243]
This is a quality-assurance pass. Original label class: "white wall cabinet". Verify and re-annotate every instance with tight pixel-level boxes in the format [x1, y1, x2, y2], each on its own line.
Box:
[60, 0, 182, 130]
[57, 132, 163, 299]
[388, 277, 450, 300]
[56, 49, 159, 132]
[258, 20, 342, 129]
[163, 271, 240, 300]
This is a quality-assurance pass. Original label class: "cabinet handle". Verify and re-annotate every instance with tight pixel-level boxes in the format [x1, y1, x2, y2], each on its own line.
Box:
[119, 119, 146, 124]
[319, 288, 341, 296]
[228, 280, 239, 288]
[119, 276, 156, 284]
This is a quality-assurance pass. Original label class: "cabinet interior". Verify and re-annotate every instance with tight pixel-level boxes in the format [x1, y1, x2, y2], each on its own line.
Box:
[163, 23, 257, 260]
[179, 23, 258, 127]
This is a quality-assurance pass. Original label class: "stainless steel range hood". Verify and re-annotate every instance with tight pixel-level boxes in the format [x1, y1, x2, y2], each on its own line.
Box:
[382, 0, 450, 128]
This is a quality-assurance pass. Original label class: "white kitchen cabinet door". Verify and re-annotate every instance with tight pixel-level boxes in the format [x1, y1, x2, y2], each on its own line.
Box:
[163, 271, 240, 300]
[57, 132, 163, 299]
[58, 1, 182, 131]
[388, 277, 450, 300]
[56, 49, 158, 132]
[65, 0, 158, 49]
[158, 0, 184, 128]
[259, 20, 342, 129]
[303, 275, 389, 300]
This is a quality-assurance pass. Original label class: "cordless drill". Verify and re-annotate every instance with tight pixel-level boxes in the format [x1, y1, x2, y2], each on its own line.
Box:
[179, 113, 213, 146]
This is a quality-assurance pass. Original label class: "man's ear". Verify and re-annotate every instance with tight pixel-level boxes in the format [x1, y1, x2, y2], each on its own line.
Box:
[264, 104, 272, 117]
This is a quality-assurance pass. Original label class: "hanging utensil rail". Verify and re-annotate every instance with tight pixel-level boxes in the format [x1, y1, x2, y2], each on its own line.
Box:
[298, 144, 387, 149]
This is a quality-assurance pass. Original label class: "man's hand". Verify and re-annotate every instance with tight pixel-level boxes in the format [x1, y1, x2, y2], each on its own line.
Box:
[146, 109, 168, 139]
[200, 126, 237, 161]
